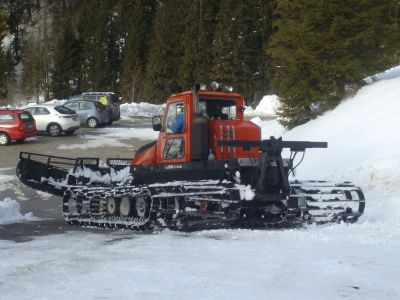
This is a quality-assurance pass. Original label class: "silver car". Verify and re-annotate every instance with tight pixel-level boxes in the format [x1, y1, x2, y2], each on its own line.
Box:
[24, 105, 80, 136]
[63, 100, 110, 128]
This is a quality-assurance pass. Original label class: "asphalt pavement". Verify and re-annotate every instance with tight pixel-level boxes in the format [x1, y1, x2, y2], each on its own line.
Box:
[0, 117, 153, 242]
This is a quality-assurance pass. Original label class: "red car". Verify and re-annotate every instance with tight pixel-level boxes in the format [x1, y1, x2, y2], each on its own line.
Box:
[0, 109, 37, 145]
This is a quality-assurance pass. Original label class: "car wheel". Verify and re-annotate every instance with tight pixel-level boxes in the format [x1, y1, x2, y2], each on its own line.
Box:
[48, 123, 62, 136]
[0, 132, 10, 145]
[87, 117, 99, 128]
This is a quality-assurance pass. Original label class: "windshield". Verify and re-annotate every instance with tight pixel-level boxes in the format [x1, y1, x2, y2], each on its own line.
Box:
[199, 99, 237, 120]
[19, 112, 34, 122]
[55, 106, 76, 114]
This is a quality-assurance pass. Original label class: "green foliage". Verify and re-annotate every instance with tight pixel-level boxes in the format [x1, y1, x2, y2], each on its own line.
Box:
[120, 0, 157, 102]
[51, 18, 81, 99]
[143, 0, 186, 102]
[177, 0, 220, 89]
[0, 10, 13, 101]
[1, 0, 399, 120]
[269, 0, 400, 128]
[211, 0, 273, 101]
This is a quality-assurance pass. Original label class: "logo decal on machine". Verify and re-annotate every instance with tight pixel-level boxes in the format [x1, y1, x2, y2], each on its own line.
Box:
[165, 164, 183, 170]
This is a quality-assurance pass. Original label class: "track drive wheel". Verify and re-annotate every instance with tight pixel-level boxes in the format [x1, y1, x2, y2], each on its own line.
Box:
[135, 196, 149, 218]
[119, 195, 133, 217]
[106, 196, 120, 216]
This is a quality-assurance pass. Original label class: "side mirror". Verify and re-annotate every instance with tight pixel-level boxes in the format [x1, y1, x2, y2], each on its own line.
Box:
[238, 106, 246, 113]
[152, 116, 162, 131]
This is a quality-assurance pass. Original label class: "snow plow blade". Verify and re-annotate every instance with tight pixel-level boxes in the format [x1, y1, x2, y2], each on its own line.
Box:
[17, 152, 131, 196]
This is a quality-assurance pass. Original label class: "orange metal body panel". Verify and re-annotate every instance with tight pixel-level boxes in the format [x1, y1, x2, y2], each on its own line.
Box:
[208, 120, 261, 160]
[131, 90, 261, 166]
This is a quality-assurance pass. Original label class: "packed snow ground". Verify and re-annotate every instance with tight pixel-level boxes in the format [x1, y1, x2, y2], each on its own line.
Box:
[57, 127, 158, 150]
[1, 67, 400, 299]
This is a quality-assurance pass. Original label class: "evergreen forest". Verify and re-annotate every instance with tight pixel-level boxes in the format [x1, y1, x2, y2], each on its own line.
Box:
[0, 0, 399, 127]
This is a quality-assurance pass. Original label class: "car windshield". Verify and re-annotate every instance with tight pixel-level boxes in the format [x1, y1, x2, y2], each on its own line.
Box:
[55, 106, 75, 114]
[19, 112, 34, 122]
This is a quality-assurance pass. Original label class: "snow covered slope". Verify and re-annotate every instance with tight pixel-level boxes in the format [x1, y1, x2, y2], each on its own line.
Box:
[282, 66, 400, 236]
[284, 70, 400, 183]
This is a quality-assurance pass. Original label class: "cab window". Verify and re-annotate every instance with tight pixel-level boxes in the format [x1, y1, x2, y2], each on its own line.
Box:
[163, 138, 184, 159]
[165, 102, 185, 134]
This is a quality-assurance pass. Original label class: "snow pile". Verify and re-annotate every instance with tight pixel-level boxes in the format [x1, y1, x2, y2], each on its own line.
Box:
[120, 102, 164, 118]
[0, 198, 36, 225]
[251, 116, 286, 138]
[245, 95, 281, 117]
[237, 184, 255, 201]
[282, 72, 400, 184]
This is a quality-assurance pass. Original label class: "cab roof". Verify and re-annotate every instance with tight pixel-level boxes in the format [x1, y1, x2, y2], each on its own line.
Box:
[169, 90, 242, 99]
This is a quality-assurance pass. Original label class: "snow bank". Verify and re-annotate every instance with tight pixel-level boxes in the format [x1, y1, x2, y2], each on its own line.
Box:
[245, 95, 281, 117]
[282, 72, 400, 183]
[251, 116, 286, 138]
[0, 198, 37, 225]
[120, 102, 164, 118]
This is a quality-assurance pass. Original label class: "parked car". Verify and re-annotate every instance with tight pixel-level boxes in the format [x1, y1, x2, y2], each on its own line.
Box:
[24, 105, 80, 136]
[0, 109, 37, 145]
[80, 92, 120, 124]
[63, 100, 109, 128]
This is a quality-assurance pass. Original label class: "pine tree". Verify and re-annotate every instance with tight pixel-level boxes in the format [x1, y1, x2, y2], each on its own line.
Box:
[120, 0, 157, 102]
[0, 11, 13, 103]
[143, 0, 186, 102]
[177, 0, 220, 89]
[51, 18, 81, 99]
[211, 0, 273, 102]
[77, 0, 113, 91]
[269, 0, 400, 128]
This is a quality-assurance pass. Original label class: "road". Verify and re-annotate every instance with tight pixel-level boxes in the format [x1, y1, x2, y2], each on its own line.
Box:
[0, 117, 154, 242]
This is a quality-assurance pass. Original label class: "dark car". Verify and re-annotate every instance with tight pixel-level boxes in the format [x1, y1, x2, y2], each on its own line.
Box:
[0, 109, 37, 145]
[81, 92, 120, 124]
[63, 100, 109, 128]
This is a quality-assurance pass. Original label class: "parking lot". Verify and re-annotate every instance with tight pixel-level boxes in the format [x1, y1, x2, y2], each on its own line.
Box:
[0, 118, 155, 241]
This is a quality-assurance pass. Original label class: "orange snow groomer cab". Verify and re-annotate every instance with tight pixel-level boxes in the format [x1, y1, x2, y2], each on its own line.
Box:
[131, 84, 261, 167]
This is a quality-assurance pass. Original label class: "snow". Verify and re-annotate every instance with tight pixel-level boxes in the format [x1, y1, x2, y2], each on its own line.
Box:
[1, 67, 400, 299]
[71, 166, 132, 184]
[58, 127, 158, 150]
[251, 116, 286, 138]
[0, 198, 37, 225]
[245, 94, 280, 117]
[120, 102, 164, 118]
